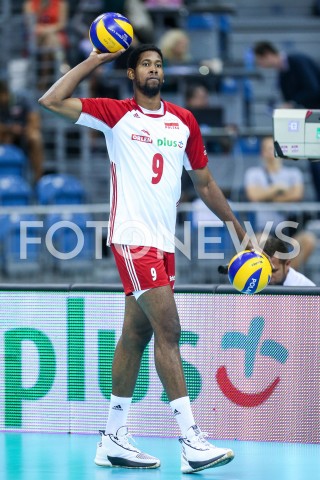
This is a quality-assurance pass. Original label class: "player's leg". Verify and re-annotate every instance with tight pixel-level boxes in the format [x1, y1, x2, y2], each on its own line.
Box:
[112, 294, 153, 397]
[137, 285, 234, 474]
[95, 295, 160, 469]
[137, 284, 187, 400]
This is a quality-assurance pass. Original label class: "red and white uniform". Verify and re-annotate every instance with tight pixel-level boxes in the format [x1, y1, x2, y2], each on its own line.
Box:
[76, 98, 208, 253]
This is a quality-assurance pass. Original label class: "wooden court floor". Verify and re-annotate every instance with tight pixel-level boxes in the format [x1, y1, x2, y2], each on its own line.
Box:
[1, 433, 320, 480]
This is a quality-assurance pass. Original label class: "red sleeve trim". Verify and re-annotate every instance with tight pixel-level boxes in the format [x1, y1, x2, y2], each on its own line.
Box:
[80, 98, 134, 128]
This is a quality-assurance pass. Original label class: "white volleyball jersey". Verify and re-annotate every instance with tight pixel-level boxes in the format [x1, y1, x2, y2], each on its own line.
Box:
[76, 97, 208, 252]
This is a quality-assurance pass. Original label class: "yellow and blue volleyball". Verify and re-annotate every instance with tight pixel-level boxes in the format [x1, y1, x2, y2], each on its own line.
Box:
[228, 250, 272, 294]
[89, 12, 133, 53]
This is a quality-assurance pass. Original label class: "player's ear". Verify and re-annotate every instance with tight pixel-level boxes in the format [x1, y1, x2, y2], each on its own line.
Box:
[127, 68, 135, 80]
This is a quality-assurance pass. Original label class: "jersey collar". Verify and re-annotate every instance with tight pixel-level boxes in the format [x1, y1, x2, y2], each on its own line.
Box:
[131, 98, 167, 117]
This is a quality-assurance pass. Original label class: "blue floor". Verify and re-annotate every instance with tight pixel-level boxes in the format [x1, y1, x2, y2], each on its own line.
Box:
[1, 433, 320, 480]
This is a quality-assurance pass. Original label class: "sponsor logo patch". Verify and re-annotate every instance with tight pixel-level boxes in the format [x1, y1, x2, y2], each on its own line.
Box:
[131, 134, 152, 143]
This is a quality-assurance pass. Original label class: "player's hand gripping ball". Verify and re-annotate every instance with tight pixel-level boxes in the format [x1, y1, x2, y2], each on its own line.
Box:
[228, 250, 272, 294]
[89, 12, 133, 53]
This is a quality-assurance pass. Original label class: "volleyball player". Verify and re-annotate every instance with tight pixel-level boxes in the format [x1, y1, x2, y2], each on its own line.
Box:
[39, 44, 250, 473]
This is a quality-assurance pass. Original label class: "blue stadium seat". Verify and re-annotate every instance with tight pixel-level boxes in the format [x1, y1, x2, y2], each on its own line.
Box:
[44, 212, 95, 273]
[0, 213, 42, 276]
[0, 175, 32, 205]
[36, 174, 86, 205]
[0, 145, 27, 177]
[235, 136, 261, 155]
[190, 199, 235, 257]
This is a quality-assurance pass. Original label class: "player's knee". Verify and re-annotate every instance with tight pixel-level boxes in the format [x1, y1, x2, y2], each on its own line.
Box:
[122, 325, 153, 352]
[156, 315, 181, 346]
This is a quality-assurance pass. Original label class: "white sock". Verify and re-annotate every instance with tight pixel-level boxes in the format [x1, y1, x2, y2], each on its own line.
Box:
[105, 394, 132, 435]
[170, 396, 196, 437]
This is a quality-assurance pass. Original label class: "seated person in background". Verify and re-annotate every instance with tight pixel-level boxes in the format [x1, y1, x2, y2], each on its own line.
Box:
[0, 80, 44, 182]
[263, 236, 316, 286]
[185, 83, 210, 109]
[253, 40, 320, 201]
[244, 136, 316, 271]
[24, 0, 69, 89]
[185, 83, 231, 153]
[158, 28, 192, 65]
[253, 40, 320, 110]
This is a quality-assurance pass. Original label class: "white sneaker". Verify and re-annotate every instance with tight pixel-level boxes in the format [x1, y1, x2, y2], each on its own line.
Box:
[180, 425, 234, 474]
[94, 427, 160, 469]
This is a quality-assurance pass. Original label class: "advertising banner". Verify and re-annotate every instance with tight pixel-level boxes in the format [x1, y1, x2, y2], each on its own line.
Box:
[0, 290, 319, 442]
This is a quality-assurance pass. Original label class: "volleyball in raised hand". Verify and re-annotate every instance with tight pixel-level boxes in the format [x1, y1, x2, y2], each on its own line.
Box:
[228, 250, 272, 294]
[89, 12, 133, 53]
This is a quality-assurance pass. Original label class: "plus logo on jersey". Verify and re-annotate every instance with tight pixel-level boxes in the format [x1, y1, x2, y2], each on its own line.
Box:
[157, 138, 184, 148]
[216, 316, 288, 407]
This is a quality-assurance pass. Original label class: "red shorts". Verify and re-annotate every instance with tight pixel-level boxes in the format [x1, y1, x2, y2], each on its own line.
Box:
[111, 244, 175, 295]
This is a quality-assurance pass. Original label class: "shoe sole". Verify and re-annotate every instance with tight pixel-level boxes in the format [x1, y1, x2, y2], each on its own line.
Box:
[94, 458, 160, 469]
[182, 450, 234, 474]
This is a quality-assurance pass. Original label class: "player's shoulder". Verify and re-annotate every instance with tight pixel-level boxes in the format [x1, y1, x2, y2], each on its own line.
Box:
[92, 97, 135, 109]
[164, 101, 195, 124]
[81, 97, 137, 118]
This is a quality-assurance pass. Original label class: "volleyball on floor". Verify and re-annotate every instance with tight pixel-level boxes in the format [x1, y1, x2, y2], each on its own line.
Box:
[228, 250, 272, 294]
[89, 12, 133, 53]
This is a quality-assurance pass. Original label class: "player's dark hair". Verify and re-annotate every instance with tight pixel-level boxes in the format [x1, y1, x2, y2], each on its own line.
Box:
[127, 44, 163, 70]
[263, 236, 289, 261]
[253, 41, 279, 57]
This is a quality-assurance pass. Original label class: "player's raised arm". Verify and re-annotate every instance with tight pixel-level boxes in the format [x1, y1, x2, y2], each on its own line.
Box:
[38, 50, 124, 122]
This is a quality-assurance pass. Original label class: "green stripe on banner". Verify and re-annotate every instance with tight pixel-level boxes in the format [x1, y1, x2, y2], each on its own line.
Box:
[5, 328, 56, 428]
[68, 298, 85, 401]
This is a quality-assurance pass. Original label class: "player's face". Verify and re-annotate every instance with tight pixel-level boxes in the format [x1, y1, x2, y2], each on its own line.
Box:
[270, 257, 289, 285]
[132, 51, 164, 97]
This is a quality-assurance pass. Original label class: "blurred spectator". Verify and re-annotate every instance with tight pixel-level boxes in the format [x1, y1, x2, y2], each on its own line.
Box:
[253, 40, 320, 201]
[158, 28, 191, 65]
[0, 80, 44, 182]
[263, 235, 316, 286]
[253, 41, 320, 109]
[24, 0, 69, 89]
[185, 83, 230, 154]
[244, 136, 316, 271]
[180, 85, 207, 203]
[185, 83, 210, 108]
